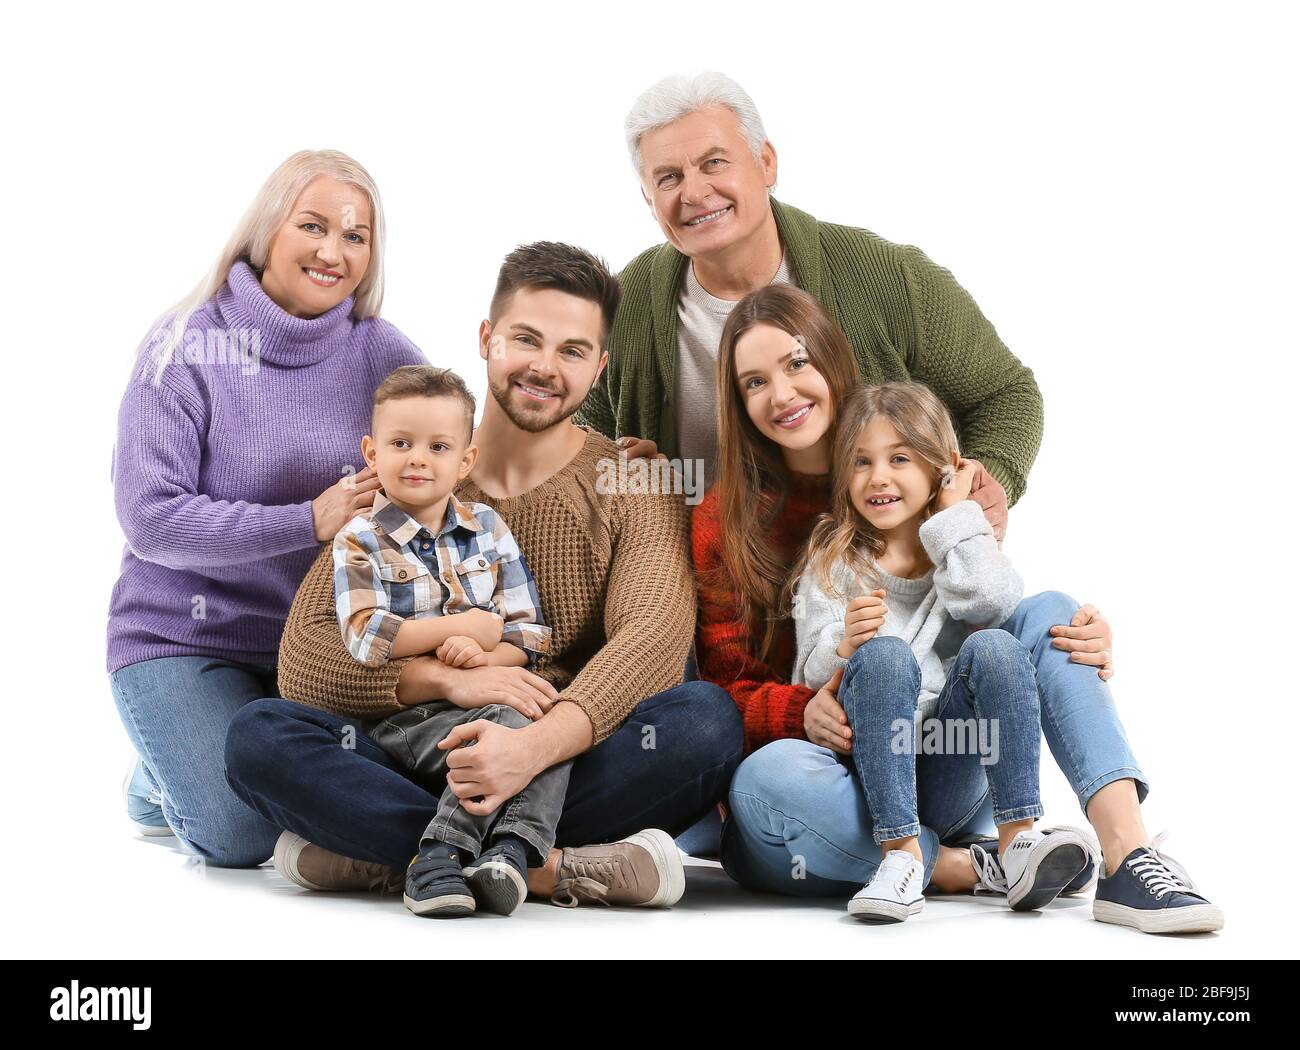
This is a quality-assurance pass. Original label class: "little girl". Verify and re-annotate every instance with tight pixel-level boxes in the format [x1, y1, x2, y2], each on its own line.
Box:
[791, 381, 1091, 923]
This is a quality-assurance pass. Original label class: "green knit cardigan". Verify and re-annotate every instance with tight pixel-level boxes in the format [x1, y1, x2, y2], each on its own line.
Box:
[575, 197, 1043, 505]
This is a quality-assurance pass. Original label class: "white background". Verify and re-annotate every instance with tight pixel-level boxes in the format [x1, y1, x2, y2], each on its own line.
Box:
[2, 0, 1296, 959]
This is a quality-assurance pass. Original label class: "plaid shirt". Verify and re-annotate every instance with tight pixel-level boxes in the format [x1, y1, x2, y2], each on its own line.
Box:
[332, 490, 550, 667]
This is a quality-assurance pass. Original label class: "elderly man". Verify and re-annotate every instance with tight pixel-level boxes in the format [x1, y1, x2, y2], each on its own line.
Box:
[572, 74, 1224, 936]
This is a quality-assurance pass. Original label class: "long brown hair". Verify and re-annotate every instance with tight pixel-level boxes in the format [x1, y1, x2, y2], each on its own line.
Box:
[791, 382, 961, 605]
[704, 285, 860, 668]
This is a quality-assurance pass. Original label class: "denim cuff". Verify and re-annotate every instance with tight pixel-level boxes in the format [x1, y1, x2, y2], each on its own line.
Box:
[872, 821, 922, 845]
[993, 803, 1044, 826]
[1077, 766, 1149, 812]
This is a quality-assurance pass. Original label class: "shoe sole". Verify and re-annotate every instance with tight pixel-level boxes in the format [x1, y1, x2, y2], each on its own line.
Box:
[464, 859, 527, 915]
[628, 829, 686, 907]
[1093, 899, 1224, 934]
[848, 896, 924, 923]
[1041, 825, 1100, 896]
[1007, 835, 1090, 911]
[122, 764, 175, 837]
[274, 831, 329, 891]
[403, 892, 476, 917]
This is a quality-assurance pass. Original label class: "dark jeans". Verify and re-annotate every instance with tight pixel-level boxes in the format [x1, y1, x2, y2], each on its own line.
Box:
[224, 678, 744, 870]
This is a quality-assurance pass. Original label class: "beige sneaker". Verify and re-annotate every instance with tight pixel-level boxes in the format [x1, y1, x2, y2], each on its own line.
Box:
[551, 829, 685, 908]
[273, 831, 403, 894]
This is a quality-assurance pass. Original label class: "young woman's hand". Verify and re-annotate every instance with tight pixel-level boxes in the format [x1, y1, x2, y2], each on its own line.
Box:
[312, 465, 383, 541]
[803, 667, 852, 755]
[836, 589, 888, 659]
[936, 455, 977, 512]
[436, 635, 487, 668]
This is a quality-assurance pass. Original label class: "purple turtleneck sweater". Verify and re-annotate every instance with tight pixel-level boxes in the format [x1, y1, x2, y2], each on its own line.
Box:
[107, 260, 427, 673]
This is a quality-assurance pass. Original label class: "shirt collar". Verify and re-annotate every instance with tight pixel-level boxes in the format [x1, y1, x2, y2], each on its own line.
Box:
[371, 490, 486, 547]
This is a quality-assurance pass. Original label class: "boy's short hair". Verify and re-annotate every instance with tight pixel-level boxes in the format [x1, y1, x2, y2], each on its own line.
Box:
[371, 365, 476, 444]
[488, 241, 622, 345]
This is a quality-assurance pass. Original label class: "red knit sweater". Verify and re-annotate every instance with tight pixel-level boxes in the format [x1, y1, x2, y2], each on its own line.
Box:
[692, 472, 832, 754]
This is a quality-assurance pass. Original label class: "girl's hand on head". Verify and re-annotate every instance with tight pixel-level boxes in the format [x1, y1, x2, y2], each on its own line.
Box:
[838, 590, 888, 656]
[312, 465, 382, 541]
[803, 667, 852, 755]
[1049, 603, 1115, 681]
[936, 456, 977, 512]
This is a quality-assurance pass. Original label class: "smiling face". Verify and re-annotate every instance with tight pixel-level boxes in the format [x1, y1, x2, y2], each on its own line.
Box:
[479, 286, 608, 434]
[847, 416, 941, 538]
[637, 105, 777, 261]
[361, 395, 475, 516]
[260, 175, 373, 318]
[733, 322, 833, 465]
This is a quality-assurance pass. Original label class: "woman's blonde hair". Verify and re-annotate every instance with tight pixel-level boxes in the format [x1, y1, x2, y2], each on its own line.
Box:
[794, 381, 961, 603]
[139, 149, 387, 382]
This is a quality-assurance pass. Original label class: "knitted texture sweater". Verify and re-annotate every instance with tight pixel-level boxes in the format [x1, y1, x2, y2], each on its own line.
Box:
[107, 260, 425, 673]
[576, 197, 1042, 505]
[692, 472, 832, 753]
[276, 428, 696, 744]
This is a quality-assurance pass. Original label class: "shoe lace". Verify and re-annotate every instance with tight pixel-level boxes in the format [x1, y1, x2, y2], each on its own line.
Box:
[1127, 832, 1197, 900]
[969, 844, 1008, 895]
[356, 863, 402, 894]
[549, 851, 627, 908]
[145, 786, 164, 808]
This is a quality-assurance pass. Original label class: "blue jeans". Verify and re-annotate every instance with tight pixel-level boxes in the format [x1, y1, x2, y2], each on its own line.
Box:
[109, 656, 284, 868]
[844, 631, 1043, 844]
[721, 591, 1148, 896]
[224, 679, 744, 870]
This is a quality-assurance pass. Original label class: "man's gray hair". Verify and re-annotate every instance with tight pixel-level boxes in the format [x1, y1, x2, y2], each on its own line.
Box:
[625, 71, 769, 178]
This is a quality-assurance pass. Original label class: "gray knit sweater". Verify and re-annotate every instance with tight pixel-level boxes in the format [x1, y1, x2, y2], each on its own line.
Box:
[792, 500, 1024, 720]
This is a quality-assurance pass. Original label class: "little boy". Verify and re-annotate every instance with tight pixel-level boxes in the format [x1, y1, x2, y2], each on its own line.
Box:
[333, 364, 564, 918]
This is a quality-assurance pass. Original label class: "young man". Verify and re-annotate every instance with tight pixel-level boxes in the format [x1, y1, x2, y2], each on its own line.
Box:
[225, 242, 743, 908]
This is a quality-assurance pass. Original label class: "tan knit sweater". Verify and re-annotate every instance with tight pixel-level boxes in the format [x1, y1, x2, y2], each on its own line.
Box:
[276, 427, 696, 743]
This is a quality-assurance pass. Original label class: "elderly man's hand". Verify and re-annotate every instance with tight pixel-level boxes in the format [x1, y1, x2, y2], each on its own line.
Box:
[1050, 604, 1115, 681]
[966, 459, 1008, 544]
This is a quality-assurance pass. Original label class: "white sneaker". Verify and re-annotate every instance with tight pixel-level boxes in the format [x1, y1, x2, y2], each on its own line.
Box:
[848, 850, 925, 923]
[1002, 828, 1090, 911]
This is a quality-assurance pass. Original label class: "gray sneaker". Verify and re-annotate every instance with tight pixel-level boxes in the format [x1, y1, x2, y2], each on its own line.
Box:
[273, 831, 404, 894]
[551, 829, 685, 907]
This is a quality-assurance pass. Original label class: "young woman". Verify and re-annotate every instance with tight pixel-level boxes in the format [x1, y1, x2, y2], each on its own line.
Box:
[693, 283, 1222, 934]
[108, 150, 426, 866]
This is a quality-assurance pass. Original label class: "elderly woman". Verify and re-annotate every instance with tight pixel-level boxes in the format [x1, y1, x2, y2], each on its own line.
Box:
[108, 149, 425, 866]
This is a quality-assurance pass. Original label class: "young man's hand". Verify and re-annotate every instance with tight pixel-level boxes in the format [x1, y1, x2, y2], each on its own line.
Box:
[438, 719, 543, 816]
[443, 664, 558, 720]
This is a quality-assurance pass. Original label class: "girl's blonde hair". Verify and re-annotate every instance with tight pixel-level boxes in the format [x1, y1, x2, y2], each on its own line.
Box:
[793, 381, 960, 603]
[139, 149, 387, 383]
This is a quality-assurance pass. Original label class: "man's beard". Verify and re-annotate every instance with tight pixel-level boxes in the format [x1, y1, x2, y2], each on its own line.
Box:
[488, 371, 578, 434]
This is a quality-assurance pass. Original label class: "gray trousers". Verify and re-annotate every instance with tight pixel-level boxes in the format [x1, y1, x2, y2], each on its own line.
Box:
[365, 701, 571, 865]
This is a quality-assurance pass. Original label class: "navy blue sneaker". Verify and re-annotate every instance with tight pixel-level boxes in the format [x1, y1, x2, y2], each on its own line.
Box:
[123, 759, 173, 837]
[463, 836, 530, 915]
[1093, 833, 1223, 934]
[968, 825, 1099, 898]
[404, 843, 475, 918]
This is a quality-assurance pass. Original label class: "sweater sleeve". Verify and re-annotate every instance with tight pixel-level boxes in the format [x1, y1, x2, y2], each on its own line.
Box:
[558, 489, 695, 744]
[692, 497, 815, 754]
[277, 543, 413, 718]
[919, 500, 1024, 627]
[792, 569, 850, 692]
[573, 359, 619, 440]
[113, 368, 318, 570]
[898, 246, 1043, 506]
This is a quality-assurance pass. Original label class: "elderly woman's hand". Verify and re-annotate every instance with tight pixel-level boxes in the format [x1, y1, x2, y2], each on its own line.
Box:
[312, 465, 384, 541]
